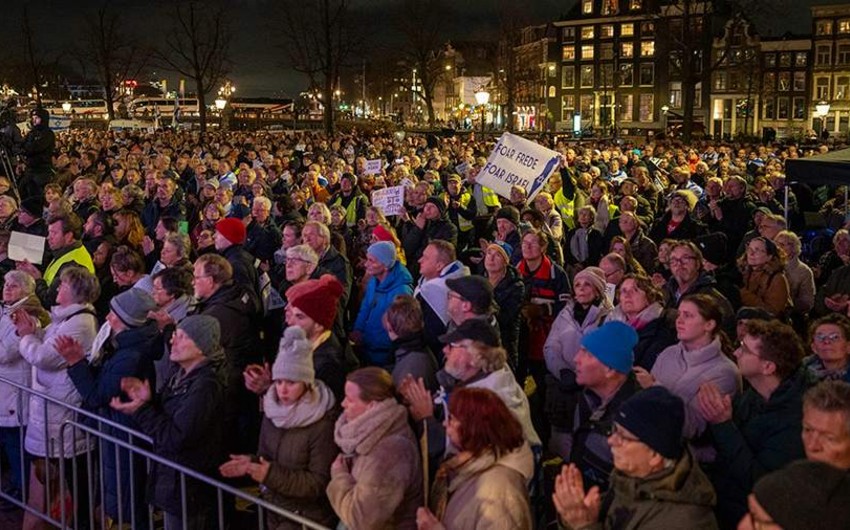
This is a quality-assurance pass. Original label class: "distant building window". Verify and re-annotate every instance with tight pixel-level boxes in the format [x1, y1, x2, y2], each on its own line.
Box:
[600, 64, 614, 86]
[840, 19, 850, 34]
[602, 0, 619, 15]
[817, 44, 832, 65]
[581, 65, 594, 87]
[562, 27, 576, 41]
[620, 94, 634, 121]
[549, 86, 556, 98]
[601, 25, 614, 39]
[582, 0, 593, 15]
[779, 53, 792, 67]
[582, 26, 595, 40]
[582, 45, 595, 60]
[763, 98, 775, 120]
[563, 46, 576, 61]
[839, 43, 850, 64]
[817, 21, 833, 36]
[795, 52, 807, 67]
[630, 0, 643, 10]
[777, 98, 789, 120]
[816, 77, 831, 99]
[669, 82, 682, 108]
[763, 72, 776, 92]
[620, 63, 634, 86]
[639, 64, 654, 85]
[580, 94, 594, 114]
[621, 23, 634, 37]
[778, 72, 790, 91]
[622, 42, 634, 58]
[562, 95, 576, 121]
[793, 97, 805, 120]
[562, 66, 576, 88]
[641, 41, 655, 57]
[764, 54, 776, 68]
[714, 71, 727, 91]
[793, 71, 806, 92]
[601, 43, 614, 60]
[639, 93, 654, 121]
[837, 76, 850, 99]
[641, 22, 655, 37]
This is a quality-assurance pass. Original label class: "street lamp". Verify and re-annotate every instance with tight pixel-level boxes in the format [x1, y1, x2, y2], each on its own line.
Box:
[816, 100, 831, 117]
[475, 89, 490, 135]
[62, 101, 72, 114]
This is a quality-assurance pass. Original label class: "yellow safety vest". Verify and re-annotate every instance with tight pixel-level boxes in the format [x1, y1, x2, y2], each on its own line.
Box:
[453, 191, 474, 232]
[44, 244, 95, 286]
[554, 189, 575, 230]
[332, 194, 362, 227]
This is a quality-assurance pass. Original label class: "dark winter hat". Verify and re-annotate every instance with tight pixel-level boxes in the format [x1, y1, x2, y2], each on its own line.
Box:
[615, 386, 685, 459]
[495, 206, 520, 227]
[446, 275, 494, 315]
[696, 232, 728, 266]
[439, 317, 501, 348]
[226, 203, 251, 220]
[425, 196, 445, 215]
[178, 315, 222, 358]
[31, 107, 49, 122]
[272, 326, 315, 384]
[753, 460, 850, 530]
[285, 274, 344, 330]
[20, 196, 43, 217]
[215, 218, 246, 245]
[109, 288, 156, 328]
[580, 321, 637, 374]
[735, 306, 774, 322]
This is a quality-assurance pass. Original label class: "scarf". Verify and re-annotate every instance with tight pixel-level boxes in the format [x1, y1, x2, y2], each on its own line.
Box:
[334, 398, 408, 455]
[429, 452, 475, 521]
[263, 379, 336, 429]
[570, 227, 590, 263]
[608, 302, 664, 331]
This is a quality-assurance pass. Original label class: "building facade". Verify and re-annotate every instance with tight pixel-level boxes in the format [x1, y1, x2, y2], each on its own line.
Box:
[811, 3, 850, 138]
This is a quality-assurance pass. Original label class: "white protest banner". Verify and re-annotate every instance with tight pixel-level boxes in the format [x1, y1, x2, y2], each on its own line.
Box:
[363, 159, 383, 175]
[371, 185, 406, 216]
[9, 231, 46, 265]
[476, 132, 561, 201]
[454, 162, 469, 176]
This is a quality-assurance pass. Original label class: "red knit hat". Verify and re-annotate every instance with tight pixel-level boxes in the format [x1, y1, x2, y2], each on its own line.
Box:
[372, 224, 394, 242]
[285, 274, 344, 329]
[215, 218, 246, 245]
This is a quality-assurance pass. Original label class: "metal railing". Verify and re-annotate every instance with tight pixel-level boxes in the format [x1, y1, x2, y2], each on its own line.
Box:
[0, 374, 330, 530]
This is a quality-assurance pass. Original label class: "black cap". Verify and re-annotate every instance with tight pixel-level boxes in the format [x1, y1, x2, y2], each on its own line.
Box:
[446, 276, 494, 314]
[696, 232, 727, 266]
[425, 196, 445, 215]
[19, 196, 43, 217]
[439, 318, 501, 348]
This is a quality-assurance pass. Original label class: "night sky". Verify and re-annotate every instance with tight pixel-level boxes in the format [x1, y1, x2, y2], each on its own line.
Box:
[0, 0, 840, 98]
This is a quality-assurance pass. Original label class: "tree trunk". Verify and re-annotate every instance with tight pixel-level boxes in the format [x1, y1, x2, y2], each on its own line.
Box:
[323, 74, 334, 135]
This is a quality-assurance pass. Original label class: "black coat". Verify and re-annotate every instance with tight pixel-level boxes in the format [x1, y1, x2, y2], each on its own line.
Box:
[648, 212, 707, 245]
[491, 266, 525, 369]
[133, 361, 224, 514]
[222, 243, 260, 297]
[245, 219, 282, 264]
[196, 282, 262, 374]
[631, 311, 678, 371]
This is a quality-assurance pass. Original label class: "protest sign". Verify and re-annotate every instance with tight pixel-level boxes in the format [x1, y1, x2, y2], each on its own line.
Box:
[364, 159, 383, 175]
[9, 231, 46, 265]
[371, 185, 405, 216]
[475, 132, 561, 201]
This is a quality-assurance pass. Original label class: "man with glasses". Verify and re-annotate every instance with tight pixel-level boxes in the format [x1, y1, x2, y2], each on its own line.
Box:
[554, 386, 718, 529]
[697, 319, 805, 529]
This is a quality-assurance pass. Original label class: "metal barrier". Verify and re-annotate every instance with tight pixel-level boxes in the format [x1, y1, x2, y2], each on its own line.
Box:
[0, 374, 330, 529]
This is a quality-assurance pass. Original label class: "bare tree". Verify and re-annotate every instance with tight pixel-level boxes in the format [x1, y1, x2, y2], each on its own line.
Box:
[493, 0, 532, 132]
[21, 5, 43, 105]
[79, 3, 150, 121]
[393, 0, 450, 128]
[277, 0, 363, 135]
[154, 0, 231, 133]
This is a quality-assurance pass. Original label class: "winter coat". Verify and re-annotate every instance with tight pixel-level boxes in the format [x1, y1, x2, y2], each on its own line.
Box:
[245, 219, 283, 264]
[648, 212, 707, 245]
[739, 262, 791, 317]
[663, 272, 736, 337]
[0, 311, 30, 427]
[327, 399, 423, 530]
[20, 303, 98, 458]
[415, 260, 470, 357]
[312, 333, 348, 403]
[605, 305, 678, 371]
[784, 257, 815, 315]
[222, 243, 261, 297]
[196, 282, 262, 376]
[437, 444, 534, 530]
[544, 300, 609, 378]
[353, 261, 414, 367]
[651, 338, 741, 439]
[391, 334, 438, 392]
[571, 450, 718, 530]
[402, 214, 459, 277]
[257, 412, 340, 530]
[708, 372, 806, 529]
[626, 230, 658, 274]
[813, 263, 850, 317]
[133, 361, 224, 514]
[317, 245, 352, 308]
[491, 267, 525, 367]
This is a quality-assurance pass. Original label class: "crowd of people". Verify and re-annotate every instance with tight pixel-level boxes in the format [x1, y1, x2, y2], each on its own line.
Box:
[0, 106, 849, 529]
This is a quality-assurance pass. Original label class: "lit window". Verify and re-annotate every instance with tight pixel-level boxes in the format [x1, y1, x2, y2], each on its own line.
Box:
[620, 94, 633, 121]
[562, 46, 576, 61]
[817, 21, 833, 36]
[581, 65, 594, 87]
[639, 64, 654, 85]
[581, 26, 595, 40]
[582, 45, 595, 60]
[840, 19, 850, 34]
[621, 24, 634, 37]
[602, 0, 619, 16]
[630, 0, 643, 10]
[582, 0, 593, 15]
[600, 25, 614, 38]
[622, 43, 634, 58]
[639, 93, 653, 122]
[562, 67, 575, 88]
[641, 41, 655, 57]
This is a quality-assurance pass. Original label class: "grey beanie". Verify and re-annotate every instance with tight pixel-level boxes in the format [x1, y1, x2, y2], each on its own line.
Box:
[272, 327, 315, 384]
[110, 288, 156, 328]
[178, 315, 221, 357]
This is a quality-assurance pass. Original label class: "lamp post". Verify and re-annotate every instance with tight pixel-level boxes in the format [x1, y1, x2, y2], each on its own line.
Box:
[61, 101, 72, 114]
[545, 64, 555, 132]
[475, 89, 490, 136]
[217, 80, 235, 130]
[661, 104, 670, 136]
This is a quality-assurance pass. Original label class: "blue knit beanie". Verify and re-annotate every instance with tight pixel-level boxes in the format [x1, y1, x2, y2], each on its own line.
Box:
[616, 386, 685, 459]
[367, 241, 397, 268]
[580, 321, 637, 374]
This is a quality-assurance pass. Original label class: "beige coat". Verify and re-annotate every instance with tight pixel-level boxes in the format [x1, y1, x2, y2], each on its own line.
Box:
[439, 444, 534, 530]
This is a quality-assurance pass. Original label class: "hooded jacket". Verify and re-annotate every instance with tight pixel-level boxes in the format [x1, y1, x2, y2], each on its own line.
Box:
[353, 260, 413, 367]
[491, 266, 526, 367]
[390, 333, 439, 392]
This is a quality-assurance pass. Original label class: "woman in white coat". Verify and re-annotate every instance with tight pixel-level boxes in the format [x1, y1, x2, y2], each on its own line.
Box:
[13, 266, 99, 525]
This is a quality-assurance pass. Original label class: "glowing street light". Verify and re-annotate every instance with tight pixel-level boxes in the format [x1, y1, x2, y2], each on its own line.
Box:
[475, 89, 490, 135]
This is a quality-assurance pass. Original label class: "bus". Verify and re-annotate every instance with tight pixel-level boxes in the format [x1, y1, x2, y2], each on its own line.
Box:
[129, 97, 200, 118]
[47, 99, 111, 119]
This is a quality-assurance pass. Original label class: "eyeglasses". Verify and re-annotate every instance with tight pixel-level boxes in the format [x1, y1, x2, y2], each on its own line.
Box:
[814, 332, 843, 344]
[736, 340, 764, 359]
[668, 256, 697, 266]
[606, 424, 641, 444]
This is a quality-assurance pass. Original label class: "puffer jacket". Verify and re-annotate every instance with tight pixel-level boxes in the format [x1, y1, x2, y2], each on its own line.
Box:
[0, 311, 30, 427]
[437, 444, 534, 530]
[19, 303, 98, 458]
[353, 261, 413, 367]
[568, 450, 718, 530]
[544, 300, 609, 378]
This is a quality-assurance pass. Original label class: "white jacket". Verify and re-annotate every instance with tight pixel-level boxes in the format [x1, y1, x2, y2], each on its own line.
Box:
[470, 367, 542, 447]
[19, 303, 97, 458]
[0, 310, 30, 427]
[543, 301, 608, 378]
